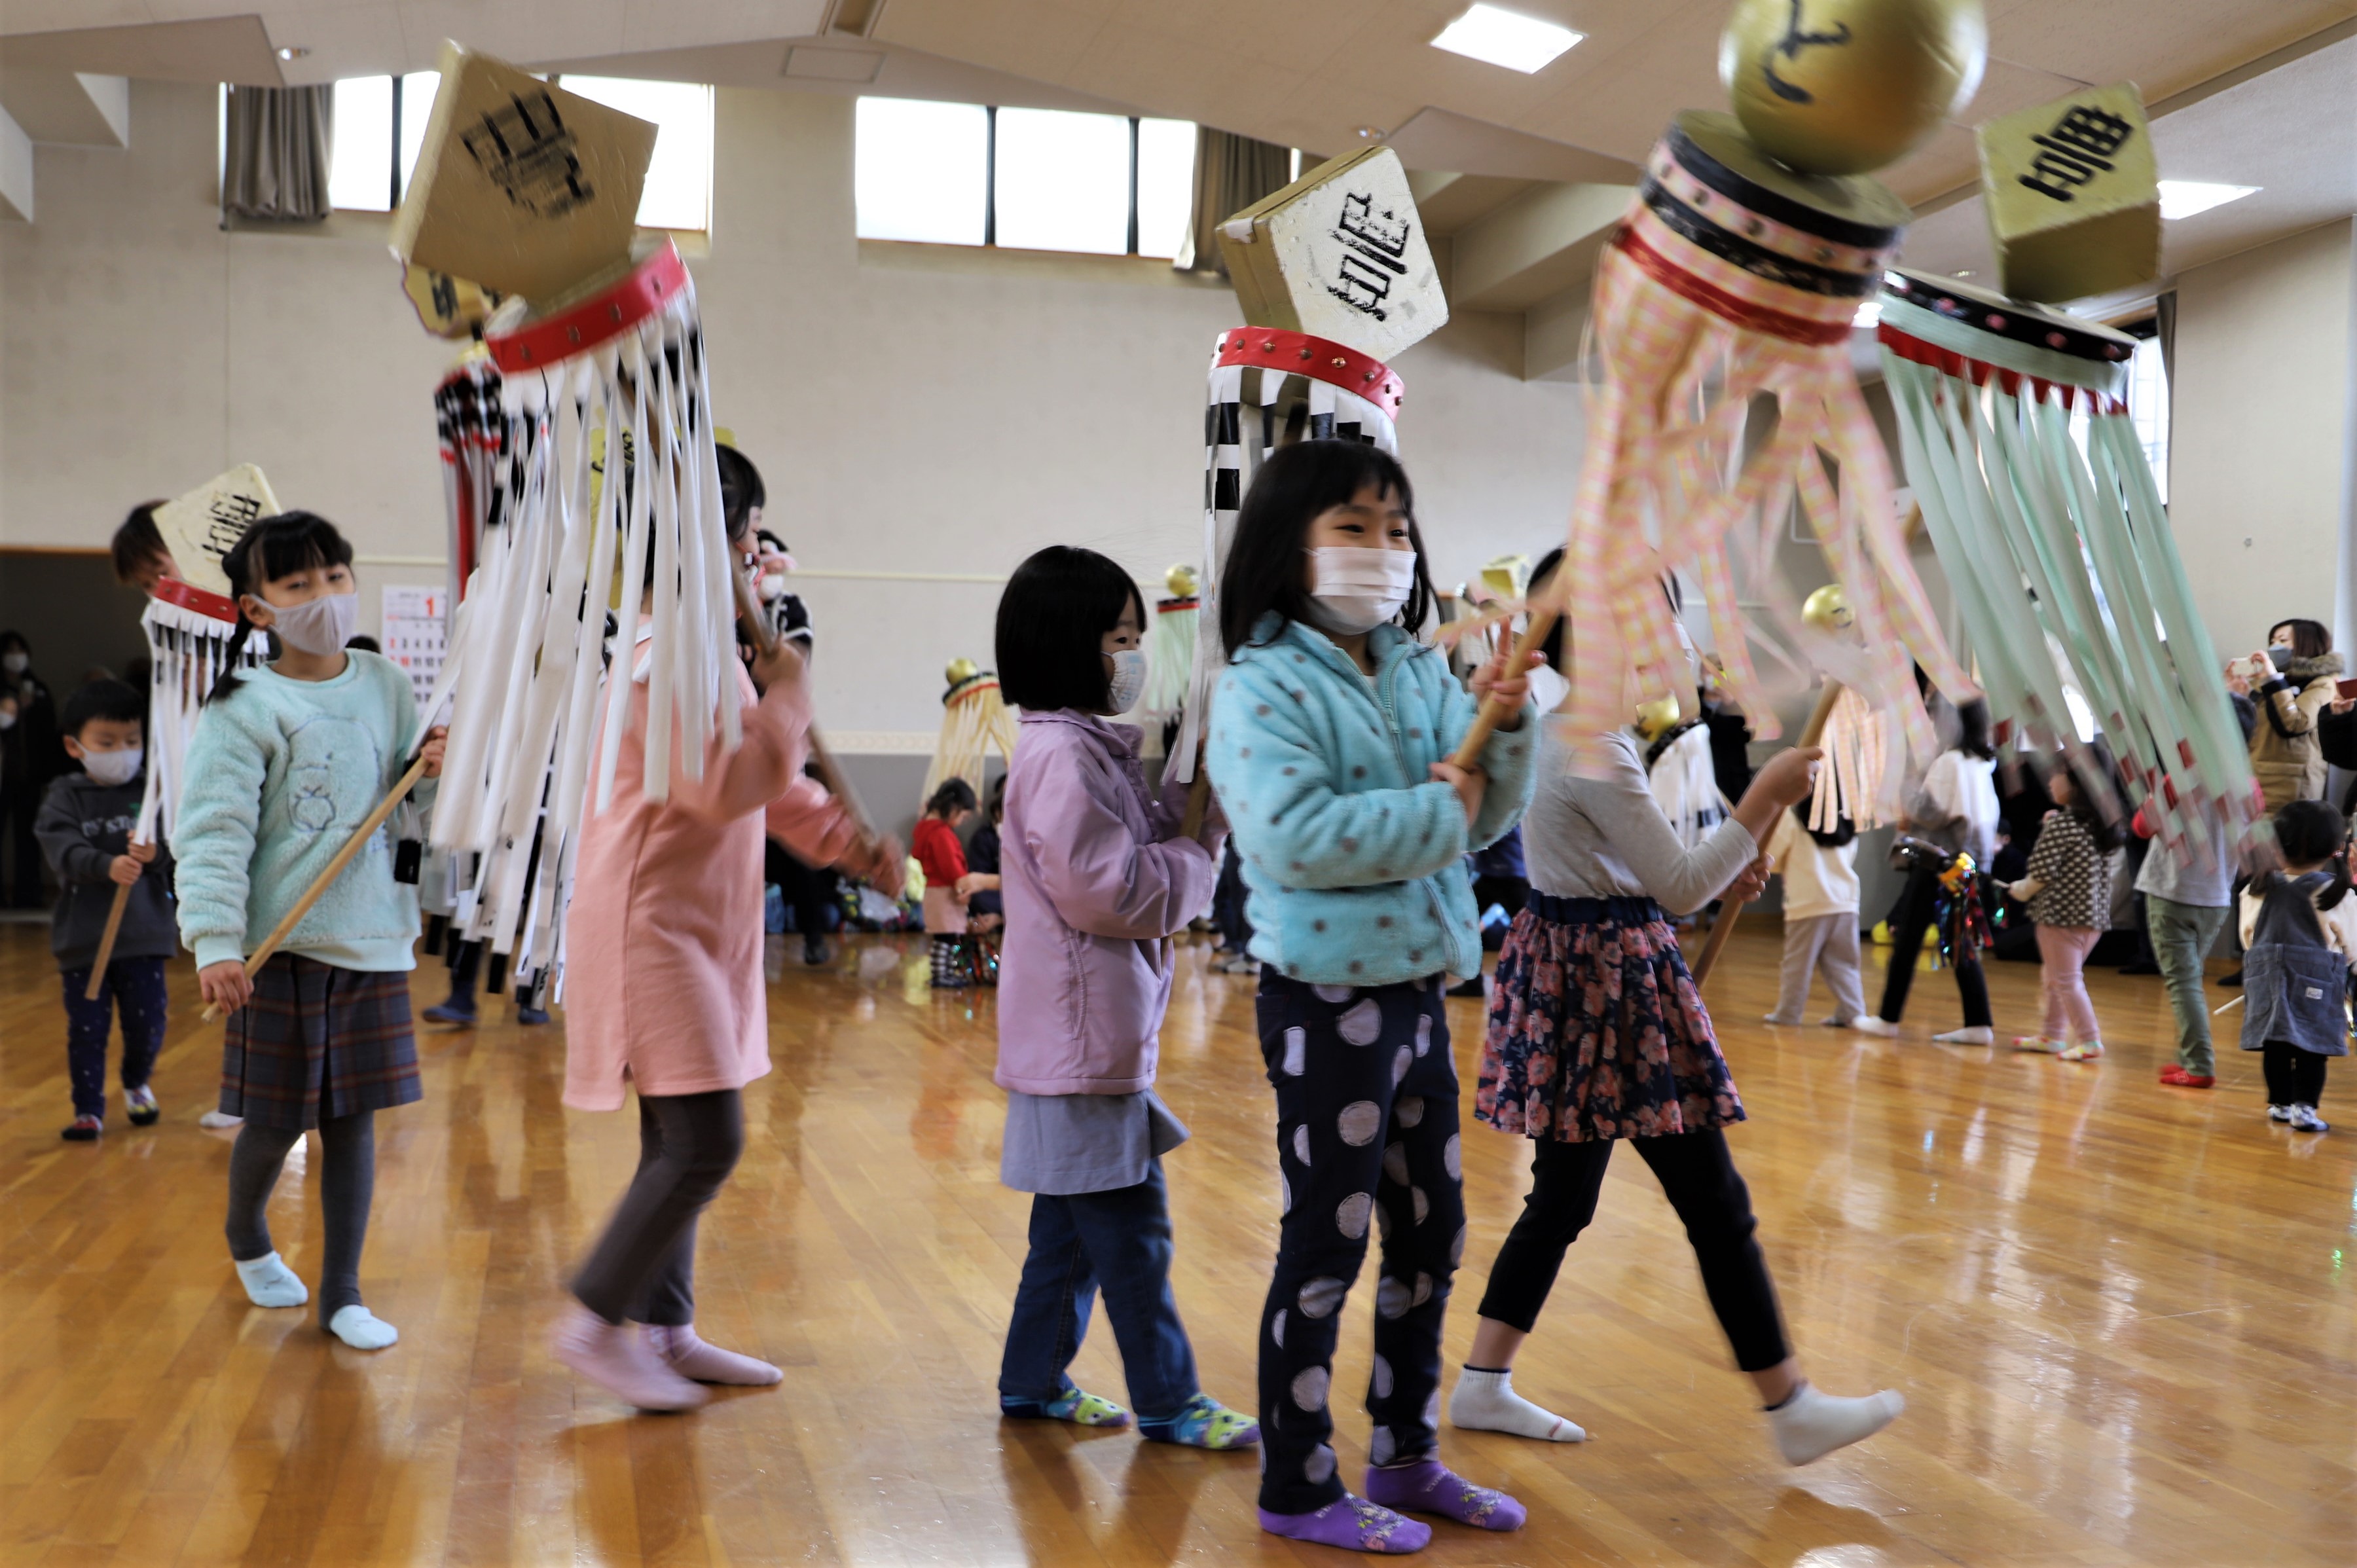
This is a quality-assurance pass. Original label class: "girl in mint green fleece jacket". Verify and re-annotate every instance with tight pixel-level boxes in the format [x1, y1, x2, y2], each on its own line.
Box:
[174, 513, 445, 1353]
[1206, 440, 1537, 1554]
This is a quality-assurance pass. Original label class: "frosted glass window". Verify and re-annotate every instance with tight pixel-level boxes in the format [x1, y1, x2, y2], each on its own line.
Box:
[329, 75, 394, 211]
[856, 98, 988, 245]
[1136, 119, 1195, 259]
[994, 107, 1129, 255]
[557, 76, 714, 231]
[397, 71, 440, 196]
[2126, 333, 2170, 503]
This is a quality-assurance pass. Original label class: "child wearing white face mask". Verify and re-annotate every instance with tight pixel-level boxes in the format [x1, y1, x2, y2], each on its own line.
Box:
[173, 511, 447, 1352]
[37, 679, 174, 1140]
[1208, 441, 1539, 1554]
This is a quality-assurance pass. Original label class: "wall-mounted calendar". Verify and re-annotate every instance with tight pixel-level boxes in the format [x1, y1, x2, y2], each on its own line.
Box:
[382, 584, 448, 709]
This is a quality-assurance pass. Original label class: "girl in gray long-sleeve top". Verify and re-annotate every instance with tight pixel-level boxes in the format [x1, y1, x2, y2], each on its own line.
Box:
[1450, 551, 1907, 1471]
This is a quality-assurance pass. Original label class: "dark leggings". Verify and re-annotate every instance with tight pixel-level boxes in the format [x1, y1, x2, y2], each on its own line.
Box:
[571, 1089, 745, 1326]
[2261, 1042, 2328, 1108]
[1476, 1130, 1790, 1373]
[225, 1111, 378, 1326]
[1877, 863, 1992, 1027]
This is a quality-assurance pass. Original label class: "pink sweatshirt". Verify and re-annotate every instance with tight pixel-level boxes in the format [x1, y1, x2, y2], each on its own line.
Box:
[564, 666, 816, 1112]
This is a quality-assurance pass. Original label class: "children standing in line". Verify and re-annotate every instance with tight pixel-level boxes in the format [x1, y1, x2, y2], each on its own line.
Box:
[2239, 799, 2355, 1134]
[989, 545, 1256, 1451]
[1209, 441, 1538, 1554]
[1457, 548, 1903, 1472]
[175, 513, 445, 1351]
[913, 779, 976, 987]
[1761, 801, 1865, 1028]
[2007, 761, 2121, 1062]
[37, 680, 174, 1140]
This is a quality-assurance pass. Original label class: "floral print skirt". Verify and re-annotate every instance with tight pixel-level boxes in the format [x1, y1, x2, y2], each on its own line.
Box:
[1475, 892, 1744, 1142]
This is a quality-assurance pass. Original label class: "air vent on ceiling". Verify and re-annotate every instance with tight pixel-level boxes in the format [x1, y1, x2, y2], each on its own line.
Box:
[826, 0, 889, 38]
[784, 46, 884, 82]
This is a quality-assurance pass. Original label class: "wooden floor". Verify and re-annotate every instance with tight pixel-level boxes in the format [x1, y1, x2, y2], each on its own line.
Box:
[3, 919, 2352, 1567]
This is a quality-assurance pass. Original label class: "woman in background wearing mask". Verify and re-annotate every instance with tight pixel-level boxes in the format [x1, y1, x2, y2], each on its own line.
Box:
[1, 629, 66, 907]
[1209, 441, 1539, 1553]
[985, 545, 1258, 1453]
[2240, 619, 2343, 812]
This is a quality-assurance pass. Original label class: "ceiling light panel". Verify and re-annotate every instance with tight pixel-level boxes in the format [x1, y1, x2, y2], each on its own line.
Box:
[1431, 5, 1584, 73]
[2156, 180, 2259, 221]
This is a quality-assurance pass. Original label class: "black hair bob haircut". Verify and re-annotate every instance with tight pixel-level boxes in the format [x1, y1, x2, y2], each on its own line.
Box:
[715, 443, 766, 544]
[1952, 697, 1995, 761]
[995, 545, 1144, 715]
[1218, 439, 1434, 657]
[2268, 797, 2351, 912]
[62, 678, 144, 739]
[111, 501, 169, 585]
[925, 778, 978, 818]
[206, 511, 355, 705]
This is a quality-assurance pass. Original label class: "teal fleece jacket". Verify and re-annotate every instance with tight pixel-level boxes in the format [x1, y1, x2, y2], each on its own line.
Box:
[173, 651, 428, 972]
[1209, 615, 1537, 985]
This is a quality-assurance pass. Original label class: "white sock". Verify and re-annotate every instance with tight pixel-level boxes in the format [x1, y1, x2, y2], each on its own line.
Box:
[327, 1305, 399, 1350]
[200, 1110, 244, 1129]
[1767, 1383, 1903, 1465]
[234, 1252, 308, 1309]
[1448, 1368, 1587, 1442]
[1933, 1025, 1993, 1045]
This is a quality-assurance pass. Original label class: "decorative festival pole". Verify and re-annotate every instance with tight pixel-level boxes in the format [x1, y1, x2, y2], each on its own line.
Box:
[1173, 145, 1448, 831]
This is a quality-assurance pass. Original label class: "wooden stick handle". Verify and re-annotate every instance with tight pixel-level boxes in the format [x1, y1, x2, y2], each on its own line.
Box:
[201, 754, 430, 1022]
[1448, 608, 1556, 771]
[1690, 682, 1844, 991]
[85, 875, 136, 1002]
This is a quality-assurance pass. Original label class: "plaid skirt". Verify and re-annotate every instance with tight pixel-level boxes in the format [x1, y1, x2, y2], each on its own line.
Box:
[1474, 892, 1744, 1143]
[220, 953, 422, 1131]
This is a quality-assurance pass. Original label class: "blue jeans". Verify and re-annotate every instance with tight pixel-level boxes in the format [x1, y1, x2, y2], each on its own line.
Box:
[998, 1159, 1197, 1421]
[62, 957, 168, 1118]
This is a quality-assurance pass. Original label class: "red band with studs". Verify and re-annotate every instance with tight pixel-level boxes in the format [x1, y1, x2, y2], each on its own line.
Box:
[1215, 328, 1403, 420]
[153, 576, 242, 624]
[486, 242, 689, 374]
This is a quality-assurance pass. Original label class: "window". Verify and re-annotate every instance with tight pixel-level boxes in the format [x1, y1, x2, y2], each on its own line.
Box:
[855, 96, 1199, 259]
[317, 71, 712, 230]
[2124, 331, 2169, 503]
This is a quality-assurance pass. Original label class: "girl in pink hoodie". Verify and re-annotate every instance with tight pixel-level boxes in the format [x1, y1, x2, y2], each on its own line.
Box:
[990, 546, 1257, 1452]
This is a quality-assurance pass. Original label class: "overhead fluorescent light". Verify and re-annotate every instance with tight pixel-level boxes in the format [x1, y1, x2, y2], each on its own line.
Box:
[1431, 5, 1584, 73]
[2157, 180, 2258, 220]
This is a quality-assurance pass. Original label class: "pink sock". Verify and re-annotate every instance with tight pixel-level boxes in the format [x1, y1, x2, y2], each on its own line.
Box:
[646, 1324, 782, 1386]
[1257, 1496, 1431, 1554]
[1364, 1459, 1526, 1531]
[550, 1301, 706, 1412]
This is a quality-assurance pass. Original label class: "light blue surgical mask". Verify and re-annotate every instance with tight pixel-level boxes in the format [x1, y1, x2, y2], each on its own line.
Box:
[1106, 647, 1149, 714]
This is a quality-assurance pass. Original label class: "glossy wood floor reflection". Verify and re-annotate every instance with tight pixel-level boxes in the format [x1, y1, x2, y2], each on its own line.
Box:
[4, 921, 2353, 1566]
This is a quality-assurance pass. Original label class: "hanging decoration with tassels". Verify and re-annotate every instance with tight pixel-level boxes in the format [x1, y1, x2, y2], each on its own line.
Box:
[1137, 564, 1200, 750]
[925, 659, 1021, 808]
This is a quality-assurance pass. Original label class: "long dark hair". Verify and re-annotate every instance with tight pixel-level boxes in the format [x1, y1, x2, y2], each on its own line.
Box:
[1953, 697, 1995, 761]
[2267, 799, 2351, 912]
[1218, 440, 1434, 657]
[204, 511, 354, 705]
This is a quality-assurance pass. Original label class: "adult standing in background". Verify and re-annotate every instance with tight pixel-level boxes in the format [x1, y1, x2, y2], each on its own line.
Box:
[1, 630, 67, 907]
[2241, 619, 2343, 812]
[2317, 694, 2354, 815]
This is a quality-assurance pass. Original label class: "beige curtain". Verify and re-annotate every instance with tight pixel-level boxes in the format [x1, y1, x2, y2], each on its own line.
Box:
[1177, 128, 1292, 276]
[222, 85, 333, 223]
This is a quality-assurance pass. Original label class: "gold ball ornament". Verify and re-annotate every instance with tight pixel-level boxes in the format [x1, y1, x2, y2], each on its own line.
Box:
[1635, 693, 1683, 741]
[945, 657, 981, 686]
[1719, 0, 1987, 176]
[1165, 564, 1201, 600]
[1802, 583, 1855, 632]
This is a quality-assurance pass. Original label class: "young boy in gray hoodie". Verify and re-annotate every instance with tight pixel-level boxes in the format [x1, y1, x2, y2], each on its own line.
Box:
[37, 680, 175, 1140]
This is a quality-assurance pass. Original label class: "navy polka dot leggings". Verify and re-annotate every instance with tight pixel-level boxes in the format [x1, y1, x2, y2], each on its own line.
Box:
[1253, 969, 1465, 1516]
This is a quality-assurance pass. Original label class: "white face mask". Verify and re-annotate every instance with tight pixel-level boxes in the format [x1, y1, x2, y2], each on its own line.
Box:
[1105, 647, 1149, 714]
[1306, 547, 1417, 636]
[259, 591, 359, 657]
[81, 747, 143, 787]
[1, 652, 26, 676]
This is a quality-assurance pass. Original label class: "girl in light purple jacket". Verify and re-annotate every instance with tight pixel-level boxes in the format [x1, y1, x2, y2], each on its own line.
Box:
[989, 545, 1258, 1452]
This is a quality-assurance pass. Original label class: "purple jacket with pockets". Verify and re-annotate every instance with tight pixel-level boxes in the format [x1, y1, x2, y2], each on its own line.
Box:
[995, 709, 1220, 1095]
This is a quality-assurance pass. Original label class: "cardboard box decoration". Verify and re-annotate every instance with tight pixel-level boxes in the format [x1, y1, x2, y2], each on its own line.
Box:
[1978, 82, 2160, 304]
[391, 42, 659, 307]
[401, 263, 507, 338]
[1216, 145, 1448, 364]
[153, 465, 283, 598]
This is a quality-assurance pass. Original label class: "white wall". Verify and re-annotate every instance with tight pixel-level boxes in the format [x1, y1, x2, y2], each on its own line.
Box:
[0, 81, 1590, 740]
[2170, 218, 2356, 659]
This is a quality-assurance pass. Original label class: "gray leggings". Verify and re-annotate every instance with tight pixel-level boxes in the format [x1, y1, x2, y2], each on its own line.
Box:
[571, 1090, 745, 1327]
[225, 1111, 377, 1327]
